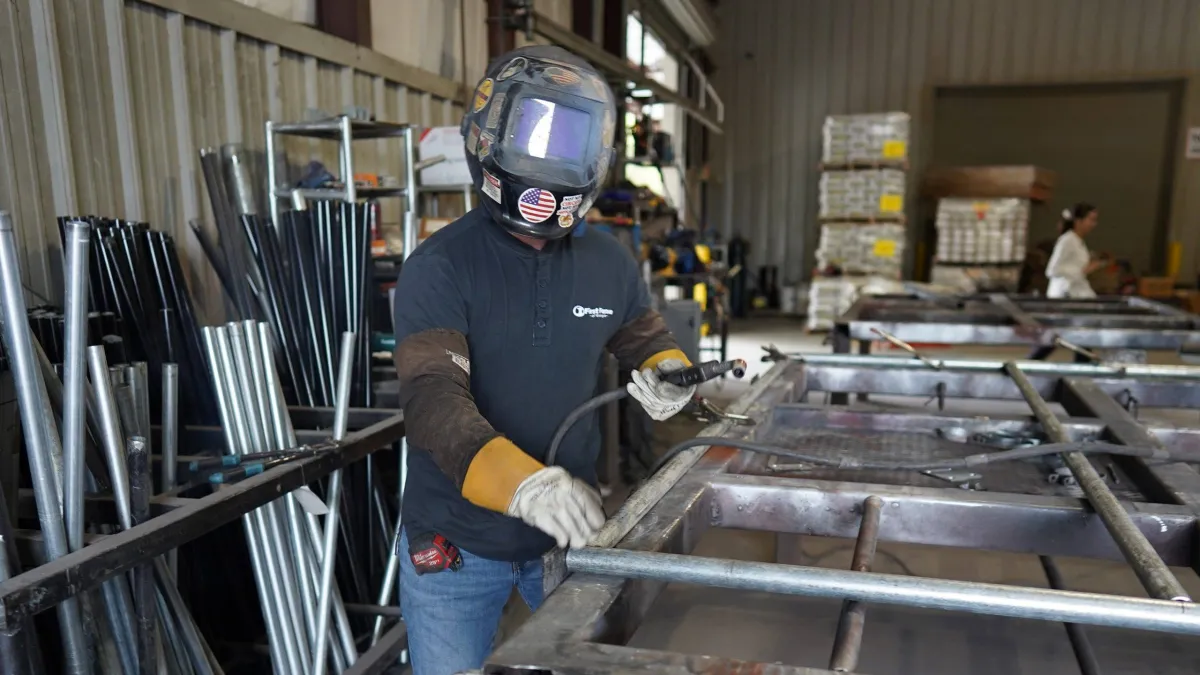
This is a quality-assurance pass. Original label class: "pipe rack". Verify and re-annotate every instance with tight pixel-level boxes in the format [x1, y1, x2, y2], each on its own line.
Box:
[487, 354, 1200, 674]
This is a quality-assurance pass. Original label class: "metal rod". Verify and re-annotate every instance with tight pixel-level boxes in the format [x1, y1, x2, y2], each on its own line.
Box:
[1004, 362, 1191, 602]
[868, 328, 942, 370]
[154, 558, 219, 675]
[371, 522, 401, 646]
[312, 332, 357, 675]
[89, 346, 133, 530]
[62, 220, 90, 554]
[1040, 557, 1103, 675]
[127, 436, 159, 675]
[828, 495, 882, 672]
[567, 547, 1200, 634]
[204, 327, 293, 675]
[162, 363, 179, 578]
[0, 211, 91, 675]
[256, 324, 355, 668]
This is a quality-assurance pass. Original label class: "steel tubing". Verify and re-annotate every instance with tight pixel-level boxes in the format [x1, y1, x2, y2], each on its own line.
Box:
[203, 327, 294, 675]
[162, 363, 179, 578]
[154, 558, 218, 675]
[828, 496, 882, 672]
[1040, 557, 1102, 675]
[127, 436, 159, 675]
[266, 317, 358, 670]
[312, 332, 357, 675]
[1004, 362, 1191, 602]
[88, 346, 133, 530]
[61, 220, 90, 554]
[567, 548, 1200, 634]
[232, 322, 313, 673]
[0, 212, 91, 675]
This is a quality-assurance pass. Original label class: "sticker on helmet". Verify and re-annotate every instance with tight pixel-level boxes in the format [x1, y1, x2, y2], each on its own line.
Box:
[478, 132, 494, 158]
[481, 169, 501, 204]
[601, 109, 614, 147]
[485, 93, 506, 129]
[559, 194, 582, 213]
[497, 57, 526, 81]
[544, 66, 581, 86]
[517, 188, 557, 223]
[472, 79, 493, 112]
[558, 213, 574, 228]
[465, 123, 481, 155]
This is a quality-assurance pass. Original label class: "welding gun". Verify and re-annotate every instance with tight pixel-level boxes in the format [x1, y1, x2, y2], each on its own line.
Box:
[659, 359, 747, 387]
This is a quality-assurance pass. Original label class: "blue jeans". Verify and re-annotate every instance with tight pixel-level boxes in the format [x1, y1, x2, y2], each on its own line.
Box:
[399, 529, 544, 675]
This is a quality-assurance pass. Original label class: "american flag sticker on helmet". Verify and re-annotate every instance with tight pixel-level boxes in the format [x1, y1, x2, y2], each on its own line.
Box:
[544, 66, 581, 86]
[517, 188, 557, 223]
[482, 169, 501, 204]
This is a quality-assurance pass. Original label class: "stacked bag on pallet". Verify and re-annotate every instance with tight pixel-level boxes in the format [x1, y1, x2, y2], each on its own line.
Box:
[816, 222, 906, 278]
[809, 111, 911, 332]
[818, 169, 907, 220]
[821, 113, 911, 164]
[934, 198, 1029, 264]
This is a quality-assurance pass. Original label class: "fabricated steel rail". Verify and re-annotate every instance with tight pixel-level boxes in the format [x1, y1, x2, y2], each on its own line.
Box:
[488, 356, 1200, 674]
[0, 409, 405, 632]
[833, 293, 1200, 352]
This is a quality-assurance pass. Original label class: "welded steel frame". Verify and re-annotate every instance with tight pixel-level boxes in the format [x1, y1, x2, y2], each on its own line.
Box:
[485, 357, 1200, 674]
[0, 407, 405, 642]
[833, 293, 1200, 352]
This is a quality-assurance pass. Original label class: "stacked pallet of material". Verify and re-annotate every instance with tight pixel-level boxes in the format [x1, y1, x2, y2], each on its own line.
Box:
[816, 222, 906, 278]
[809, 112, 910, 331]
[932, 198, 1029, 292]
[935, 198, 1029, 264]
[805, 278, 860, 331]
[818, 169, 907, 220]
[822, 113, 911, 164]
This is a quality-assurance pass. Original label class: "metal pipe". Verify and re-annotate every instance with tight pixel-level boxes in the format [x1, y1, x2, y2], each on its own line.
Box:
[260, 323, 356, 668]
[127, 436, 159, 675]
[62, 219, 91, 554]
[828, 496, 882, 672]
[162, 363, 179, 578]
[0, 211, 91, 675]
[788, 352, 1200, 379]
[233, 321, 314, 673]
[1040, 557, 1103, 675]
[205, 327, 295, 675]
[88, 346, 132, 530]
[154, 559, 218, 675]
[370, 522, 402, 645]
[312, 332, 357, 675]
[1004, 362, 1191, 602]
[567, 547, 1200, 634]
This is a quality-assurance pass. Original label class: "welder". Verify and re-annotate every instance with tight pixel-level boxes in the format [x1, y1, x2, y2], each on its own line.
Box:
[391, 45, 696, 675]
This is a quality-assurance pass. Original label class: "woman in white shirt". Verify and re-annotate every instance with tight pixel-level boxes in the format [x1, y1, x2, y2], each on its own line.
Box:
[1045, 203, 1102, 299]
[1030, 203, 1103, 360]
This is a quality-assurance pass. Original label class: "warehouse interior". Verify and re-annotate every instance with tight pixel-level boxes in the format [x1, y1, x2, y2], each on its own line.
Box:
[3, 1, 1200, 674]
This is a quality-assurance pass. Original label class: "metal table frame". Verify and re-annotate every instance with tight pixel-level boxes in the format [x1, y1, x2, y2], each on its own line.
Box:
[0, 407, 408, 675]
[486, 356, 1200, 674]
[833, 293, 1200, 352]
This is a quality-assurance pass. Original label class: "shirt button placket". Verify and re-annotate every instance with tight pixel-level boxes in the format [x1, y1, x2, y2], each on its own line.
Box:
[534, 257, 552, 346]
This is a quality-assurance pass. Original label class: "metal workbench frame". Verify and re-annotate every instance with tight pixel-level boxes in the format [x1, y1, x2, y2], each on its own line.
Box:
[486, 355, 1200, 674]
[0, 407, 408, 675]
[832, 293, 1200, 352]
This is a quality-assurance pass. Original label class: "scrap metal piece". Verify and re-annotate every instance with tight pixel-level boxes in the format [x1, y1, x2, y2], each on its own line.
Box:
[870, 327, 942, 370]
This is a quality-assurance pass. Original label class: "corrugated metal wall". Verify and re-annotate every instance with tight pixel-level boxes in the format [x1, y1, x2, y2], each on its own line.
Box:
[0, 0, 482, 320]
[714, 0, 1200, 282]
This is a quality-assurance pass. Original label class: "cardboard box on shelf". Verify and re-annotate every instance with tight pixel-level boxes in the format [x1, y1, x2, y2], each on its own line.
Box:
[923, 166, 1056, 202]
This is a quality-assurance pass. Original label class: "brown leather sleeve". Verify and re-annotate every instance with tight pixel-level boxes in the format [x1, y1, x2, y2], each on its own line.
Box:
[394, 328, 498, 488]
[606, 309, 684, 374]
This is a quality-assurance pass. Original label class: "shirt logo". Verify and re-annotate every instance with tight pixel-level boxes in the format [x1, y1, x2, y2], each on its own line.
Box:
[573, 305, 613, 319]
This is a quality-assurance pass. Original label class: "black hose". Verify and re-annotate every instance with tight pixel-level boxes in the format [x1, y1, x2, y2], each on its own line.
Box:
[545, 388, 629, 466]
[649, 437, 1173, 475]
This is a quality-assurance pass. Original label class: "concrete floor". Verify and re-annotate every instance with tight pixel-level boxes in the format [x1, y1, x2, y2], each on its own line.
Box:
[503, 318, 1200, 674]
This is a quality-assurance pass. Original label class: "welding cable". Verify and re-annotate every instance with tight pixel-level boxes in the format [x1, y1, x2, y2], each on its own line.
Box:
[545, 389, 629, 466]
[648, 438, 1176, 476]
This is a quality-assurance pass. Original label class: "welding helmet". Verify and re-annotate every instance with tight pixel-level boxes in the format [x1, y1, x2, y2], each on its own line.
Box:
[461, 45, 617, 240]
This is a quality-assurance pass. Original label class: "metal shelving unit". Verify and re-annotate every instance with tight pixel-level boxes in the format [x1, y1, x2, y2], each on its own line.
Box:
[265, 115, 420, 257]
